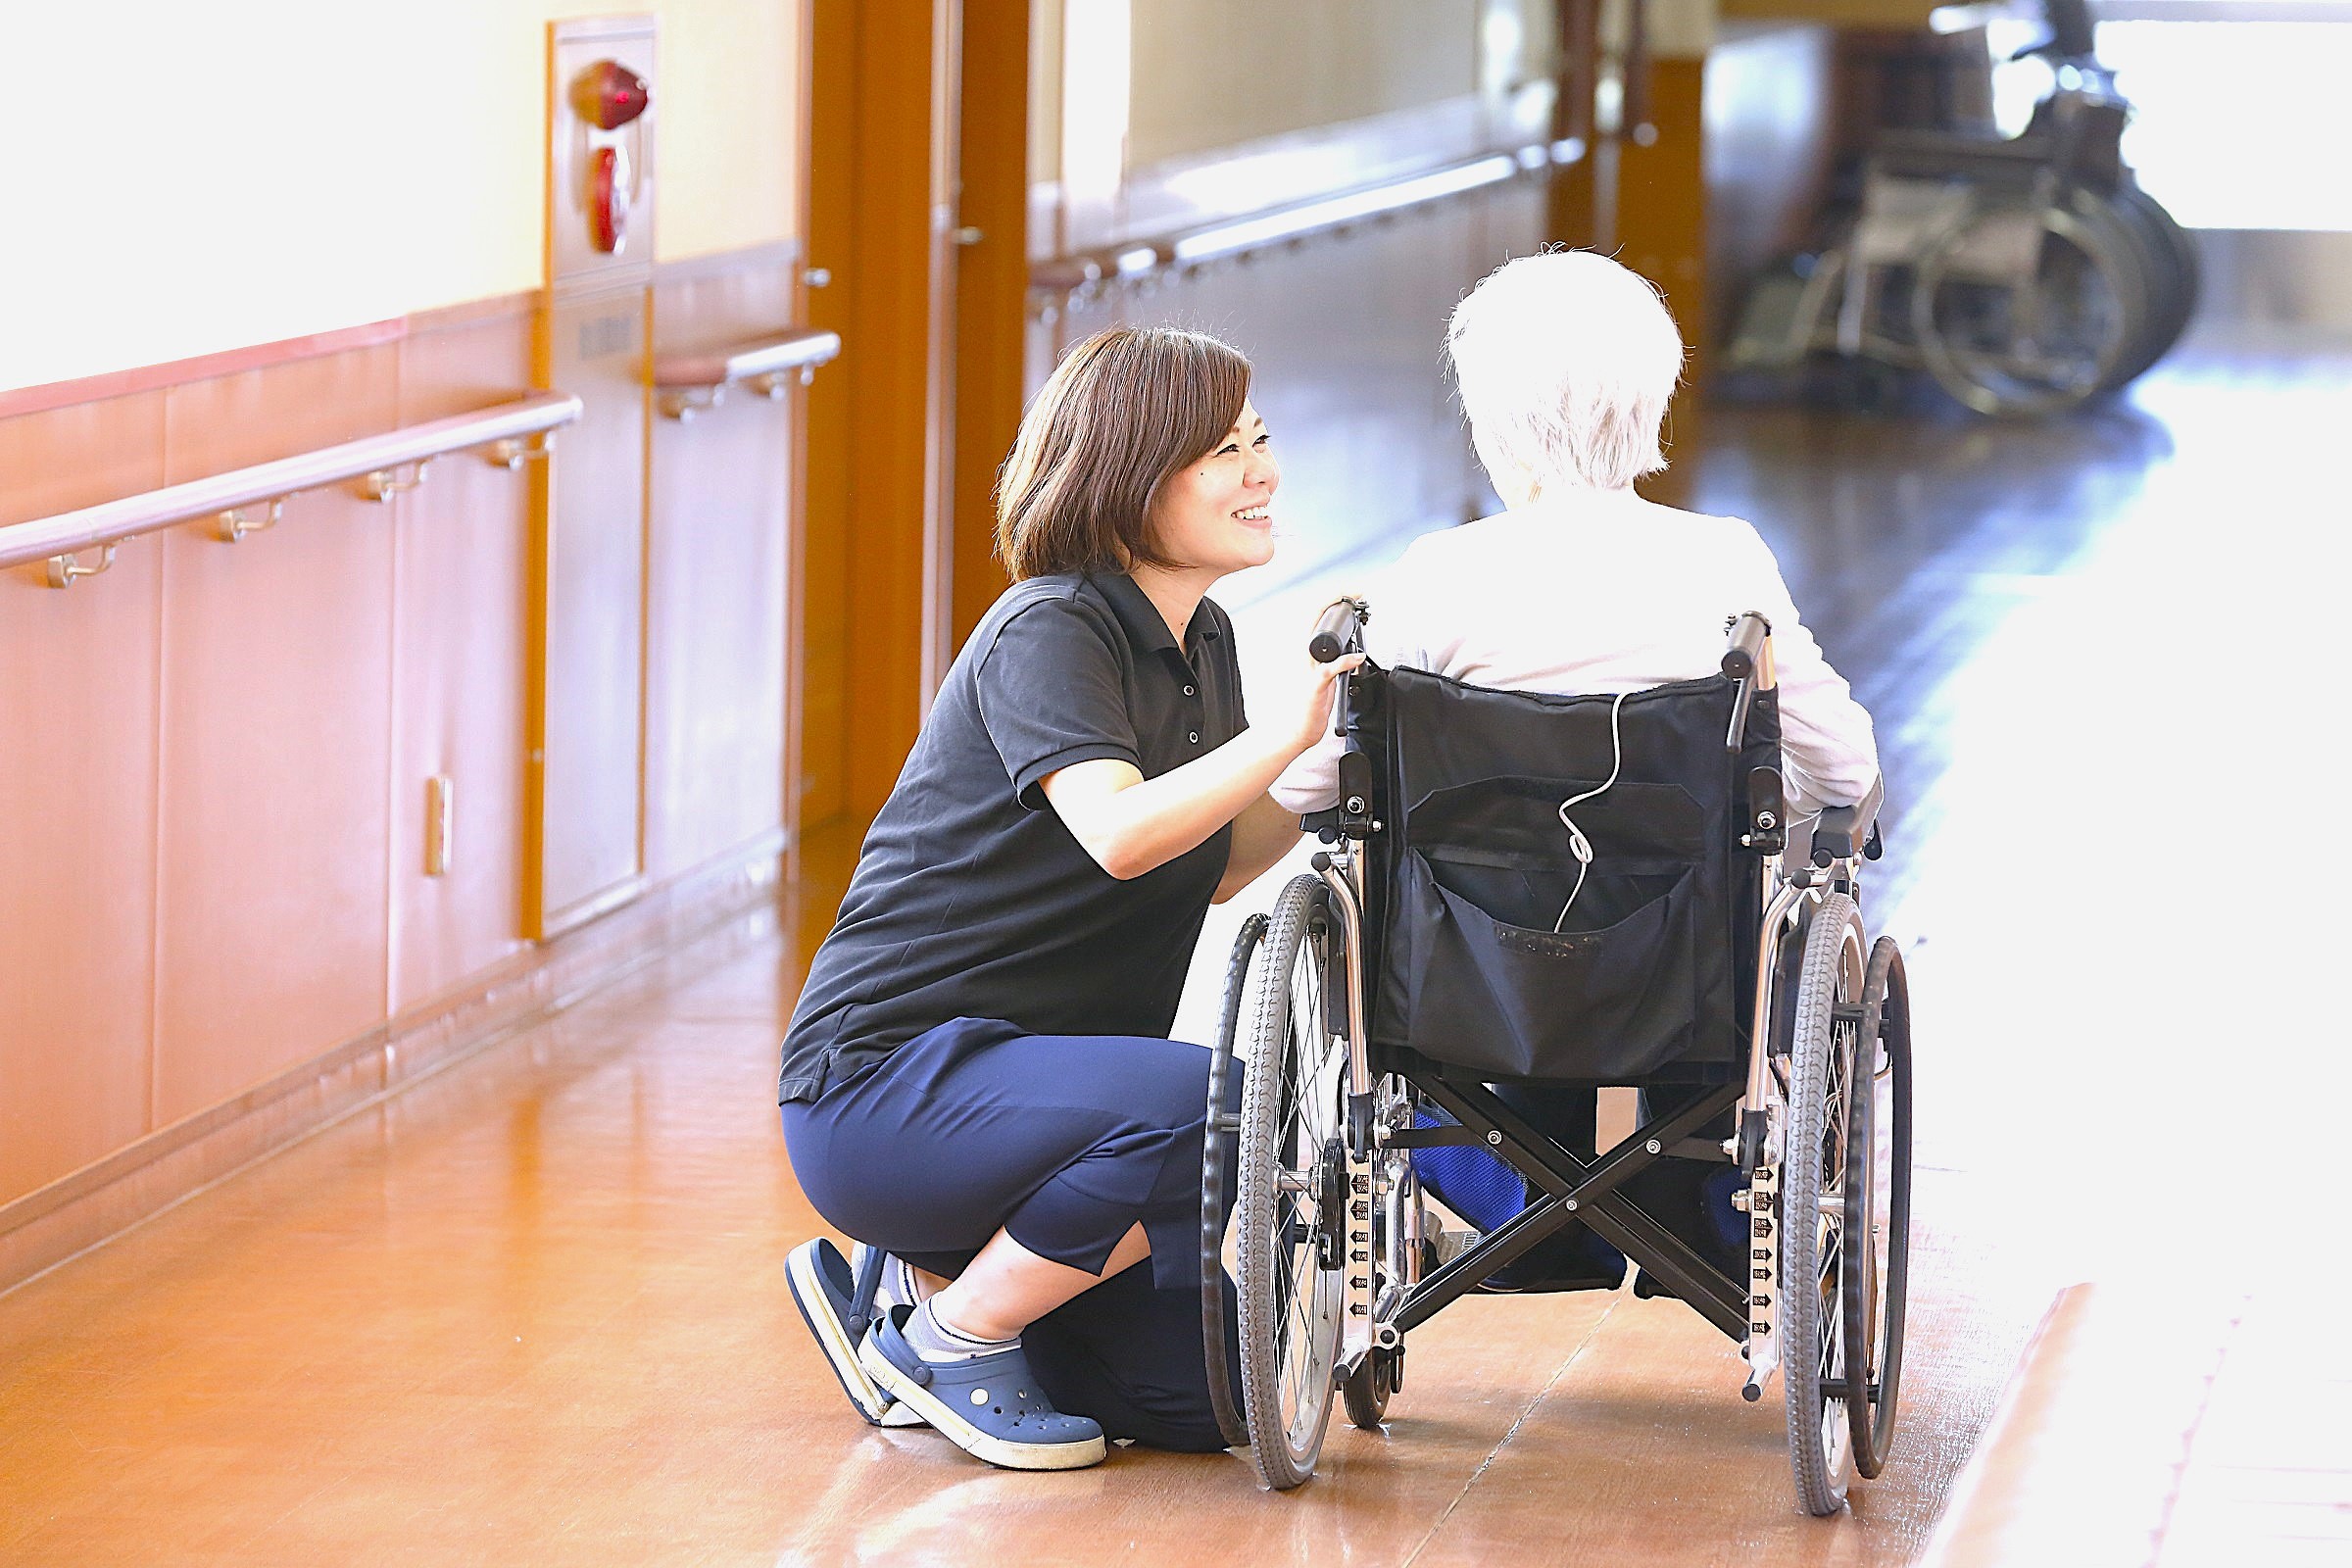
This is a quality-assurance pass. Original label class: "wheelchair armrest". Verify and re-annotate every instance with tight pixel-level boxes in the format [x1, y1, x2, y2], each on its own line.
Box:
[1809, 776, 1886, 866]
[1300, 808, 1344, 842]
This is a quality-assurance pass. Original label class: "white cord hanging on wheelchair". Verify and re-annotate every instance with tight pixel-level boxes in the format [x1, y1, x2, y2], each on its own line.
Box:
[1554, 690, 1631, 934]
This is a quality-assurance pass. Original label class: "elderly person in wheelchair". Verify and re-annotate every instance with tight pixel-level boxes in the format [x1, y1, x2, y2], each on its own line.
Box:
[1205, 252, 1914, 1515]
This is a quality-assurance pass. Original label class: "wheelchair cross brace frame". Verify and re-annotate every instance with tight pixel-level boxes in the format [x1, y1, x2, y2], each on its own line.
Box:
[1386, 1076, 1750, 1341]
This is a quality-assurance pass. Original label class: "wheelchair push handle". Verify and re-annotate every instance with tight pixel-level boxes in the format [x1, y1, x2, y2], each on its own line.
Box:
[1722, 611, 1773, 681]
[1724, 612, 1775, 756]
[1309, 597, 1370, 663]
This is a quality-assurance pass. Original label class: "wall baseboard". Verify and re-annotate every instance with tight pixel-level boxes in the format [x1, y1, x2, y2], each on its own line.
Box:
[0, 834, 786, 1298]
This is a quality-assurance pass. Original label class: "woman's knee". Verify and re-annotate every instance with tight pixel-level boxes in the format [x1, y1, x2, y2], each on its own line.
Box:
[1105, 1035, 1224, 1129]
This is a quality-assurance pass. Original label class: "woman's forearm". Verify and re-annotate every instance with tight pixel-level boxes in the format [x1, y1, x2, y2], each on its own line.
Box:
[1214, 792, 1305, 901]
[1043, 727, 1300, 881]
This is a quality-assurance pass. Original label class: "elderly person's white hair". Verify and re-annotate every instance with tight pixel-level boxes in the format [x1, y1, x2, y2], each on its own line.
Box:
[1446, 251, 1686, 497]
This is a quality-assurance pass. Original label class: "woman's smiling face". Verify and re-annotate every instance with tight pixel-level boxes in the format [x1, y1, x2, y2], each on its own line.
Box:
[1148, 401, 1278, 575]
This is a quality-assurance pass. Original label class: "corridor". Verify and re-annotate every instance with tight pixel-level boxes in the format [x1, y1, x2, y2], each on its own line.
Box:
[8, 333, 2341, 1565]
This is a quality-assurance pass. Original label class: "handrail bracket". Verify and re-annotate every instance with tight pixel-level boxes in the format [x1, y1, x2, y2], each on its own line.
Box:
[45, 543, 120, 590]
[658, 386, 724, 422]
[361, 461, 432, 503]
[485, 436, 555, 470]
[217, 499, 287, 543]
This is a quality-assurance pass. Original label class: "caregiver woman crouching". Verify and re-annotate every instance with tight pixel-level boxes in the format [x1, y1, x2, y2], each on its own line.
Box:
[778, 326, 1357, 1471]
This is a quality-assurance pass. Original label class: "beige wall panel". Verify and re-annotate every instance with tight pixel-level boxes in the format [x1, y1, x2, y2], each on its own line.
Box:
[152, 350, 399, 1126]
[1126, 0, 1481, 168]
[394, 306, 539, 423]
[0, 394, 166, 1203]
[536, 291, 651, 930]
[388, 317, 537, 1011]
[1054, 185, 1546, 601]
[162, 346, 405, 476]
[645, 265, 797, 884]
[9, 0, 808, 394]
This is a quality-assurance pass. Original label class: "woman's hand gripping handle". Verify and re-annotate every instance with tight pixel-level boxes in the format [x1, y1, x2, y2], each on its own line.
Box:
[1284, 598, 1367, 755]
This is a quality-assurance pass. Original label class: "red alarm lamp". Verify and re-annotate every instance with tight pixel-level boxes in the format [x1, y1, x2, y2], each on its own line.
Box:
[571, 61, 650, 131]
[571, 62, 650, 255]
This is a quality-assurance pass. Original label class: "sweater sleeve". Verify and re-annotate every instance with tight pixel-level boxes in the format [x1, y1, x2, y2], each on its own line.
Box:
[1729, 520, 1881, 813]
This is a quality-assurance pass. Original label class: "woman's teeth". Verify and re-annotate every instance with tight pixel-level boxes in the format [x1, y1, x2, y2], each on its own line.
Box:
[1235, 508, 1269, 521]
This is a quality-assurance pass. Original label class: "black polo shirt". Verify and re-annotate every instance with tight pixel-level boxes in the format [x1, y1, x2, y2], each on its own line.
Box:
[778, 571, 1248, 1102]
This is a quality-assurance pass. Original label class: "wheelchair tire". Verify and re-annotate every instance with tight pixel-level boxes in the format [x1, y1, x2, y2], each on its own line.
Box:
[1781, 892, 1867, 1517]
[1200, 913, 1268, 1452]
[2099, 182, 2200, 389]
[1342, 1348, 1396, 1429]
[1234, 875, 1348, 1489]
[1844, 937, 1914, 1479]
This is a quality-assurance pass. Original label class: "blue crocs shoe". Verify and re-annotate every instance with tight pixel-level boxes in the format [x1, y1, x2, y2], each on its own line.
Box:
[858, 1305, 1107, 1471]
[785, 1239, 925, 1429]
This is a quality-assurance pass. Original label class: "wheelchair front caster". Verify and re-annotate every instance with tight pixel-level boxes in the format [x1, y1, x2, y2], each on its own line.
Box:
[1343, 1347, 1399, 1429]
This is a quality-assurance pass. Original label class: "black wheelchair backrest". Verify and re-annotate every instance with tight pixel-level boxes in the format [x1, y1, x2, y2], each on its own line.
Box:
[1354, 665, 1781, 1085]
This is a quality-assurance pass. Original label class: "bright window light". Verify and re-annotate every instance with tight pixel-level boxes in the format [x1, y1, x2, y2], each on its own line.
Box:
[1985, 13, 2352, 230]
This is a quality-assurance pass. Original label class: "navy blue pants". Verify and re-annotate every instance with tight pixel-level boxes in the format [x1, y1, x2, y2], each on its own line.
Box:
[781, 1016, 1242, 1452]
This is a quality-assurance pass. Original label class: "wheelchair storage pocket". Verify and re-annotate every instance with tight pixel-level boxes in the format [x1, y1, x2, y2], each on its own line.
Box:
[1398, 776, 1704, 1080]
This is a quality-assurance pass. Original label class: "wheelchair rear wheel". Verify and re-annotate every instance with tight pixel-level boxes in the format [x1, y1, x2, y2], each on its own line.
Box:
[1782, 892, 1867, 1516]
[1234, 875, 1348, 1489]
[1912, 189, 2145, 416]
[1844, 937, 1914, 1478]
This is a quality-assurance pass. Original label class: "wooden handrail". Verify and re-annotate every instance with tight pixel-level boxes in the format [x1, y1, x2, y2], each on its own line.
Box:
[652, 327, 841, 420]
[3, 390, 583, 583]
[1031, 141, 1581, 297]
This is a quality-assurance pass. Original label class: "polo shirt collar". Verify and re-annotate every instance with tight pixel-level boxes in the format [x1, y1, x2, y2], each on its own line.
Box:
[1095, 570, 1221, 657]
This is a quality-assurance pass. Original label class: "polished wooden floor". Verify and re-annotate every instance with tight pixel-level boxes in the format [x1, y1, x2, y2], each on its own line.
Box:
[5, 334, 2348, 1565]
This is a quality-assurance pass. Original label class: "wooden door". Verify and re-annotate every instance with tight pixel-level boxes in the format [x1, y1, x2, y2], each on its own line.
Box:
[798, 0, 1026, 845]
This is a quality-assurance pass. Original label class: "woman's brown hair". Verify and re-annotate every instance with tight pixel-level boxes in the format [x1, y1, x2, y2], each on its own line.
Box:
[995, 326, 1252, 581]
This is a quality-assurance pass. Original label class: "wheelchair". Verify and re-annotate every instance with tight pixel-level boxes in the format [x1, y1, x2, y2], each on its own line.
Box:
[1726, 0, 2197, 416]
[1199, 600, 1914, 1515]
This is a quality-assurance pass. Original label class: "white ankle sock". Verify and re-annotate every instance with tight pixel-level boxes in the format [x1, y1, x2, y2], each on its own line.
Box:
[902, 1297, 1018, 1362]
[849, 1245, 922, 1313]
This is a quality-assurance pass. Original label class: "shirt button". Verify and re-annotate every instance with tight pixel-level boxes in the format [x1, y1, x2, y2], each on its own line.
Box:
[1189, 731, 1201, 744]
